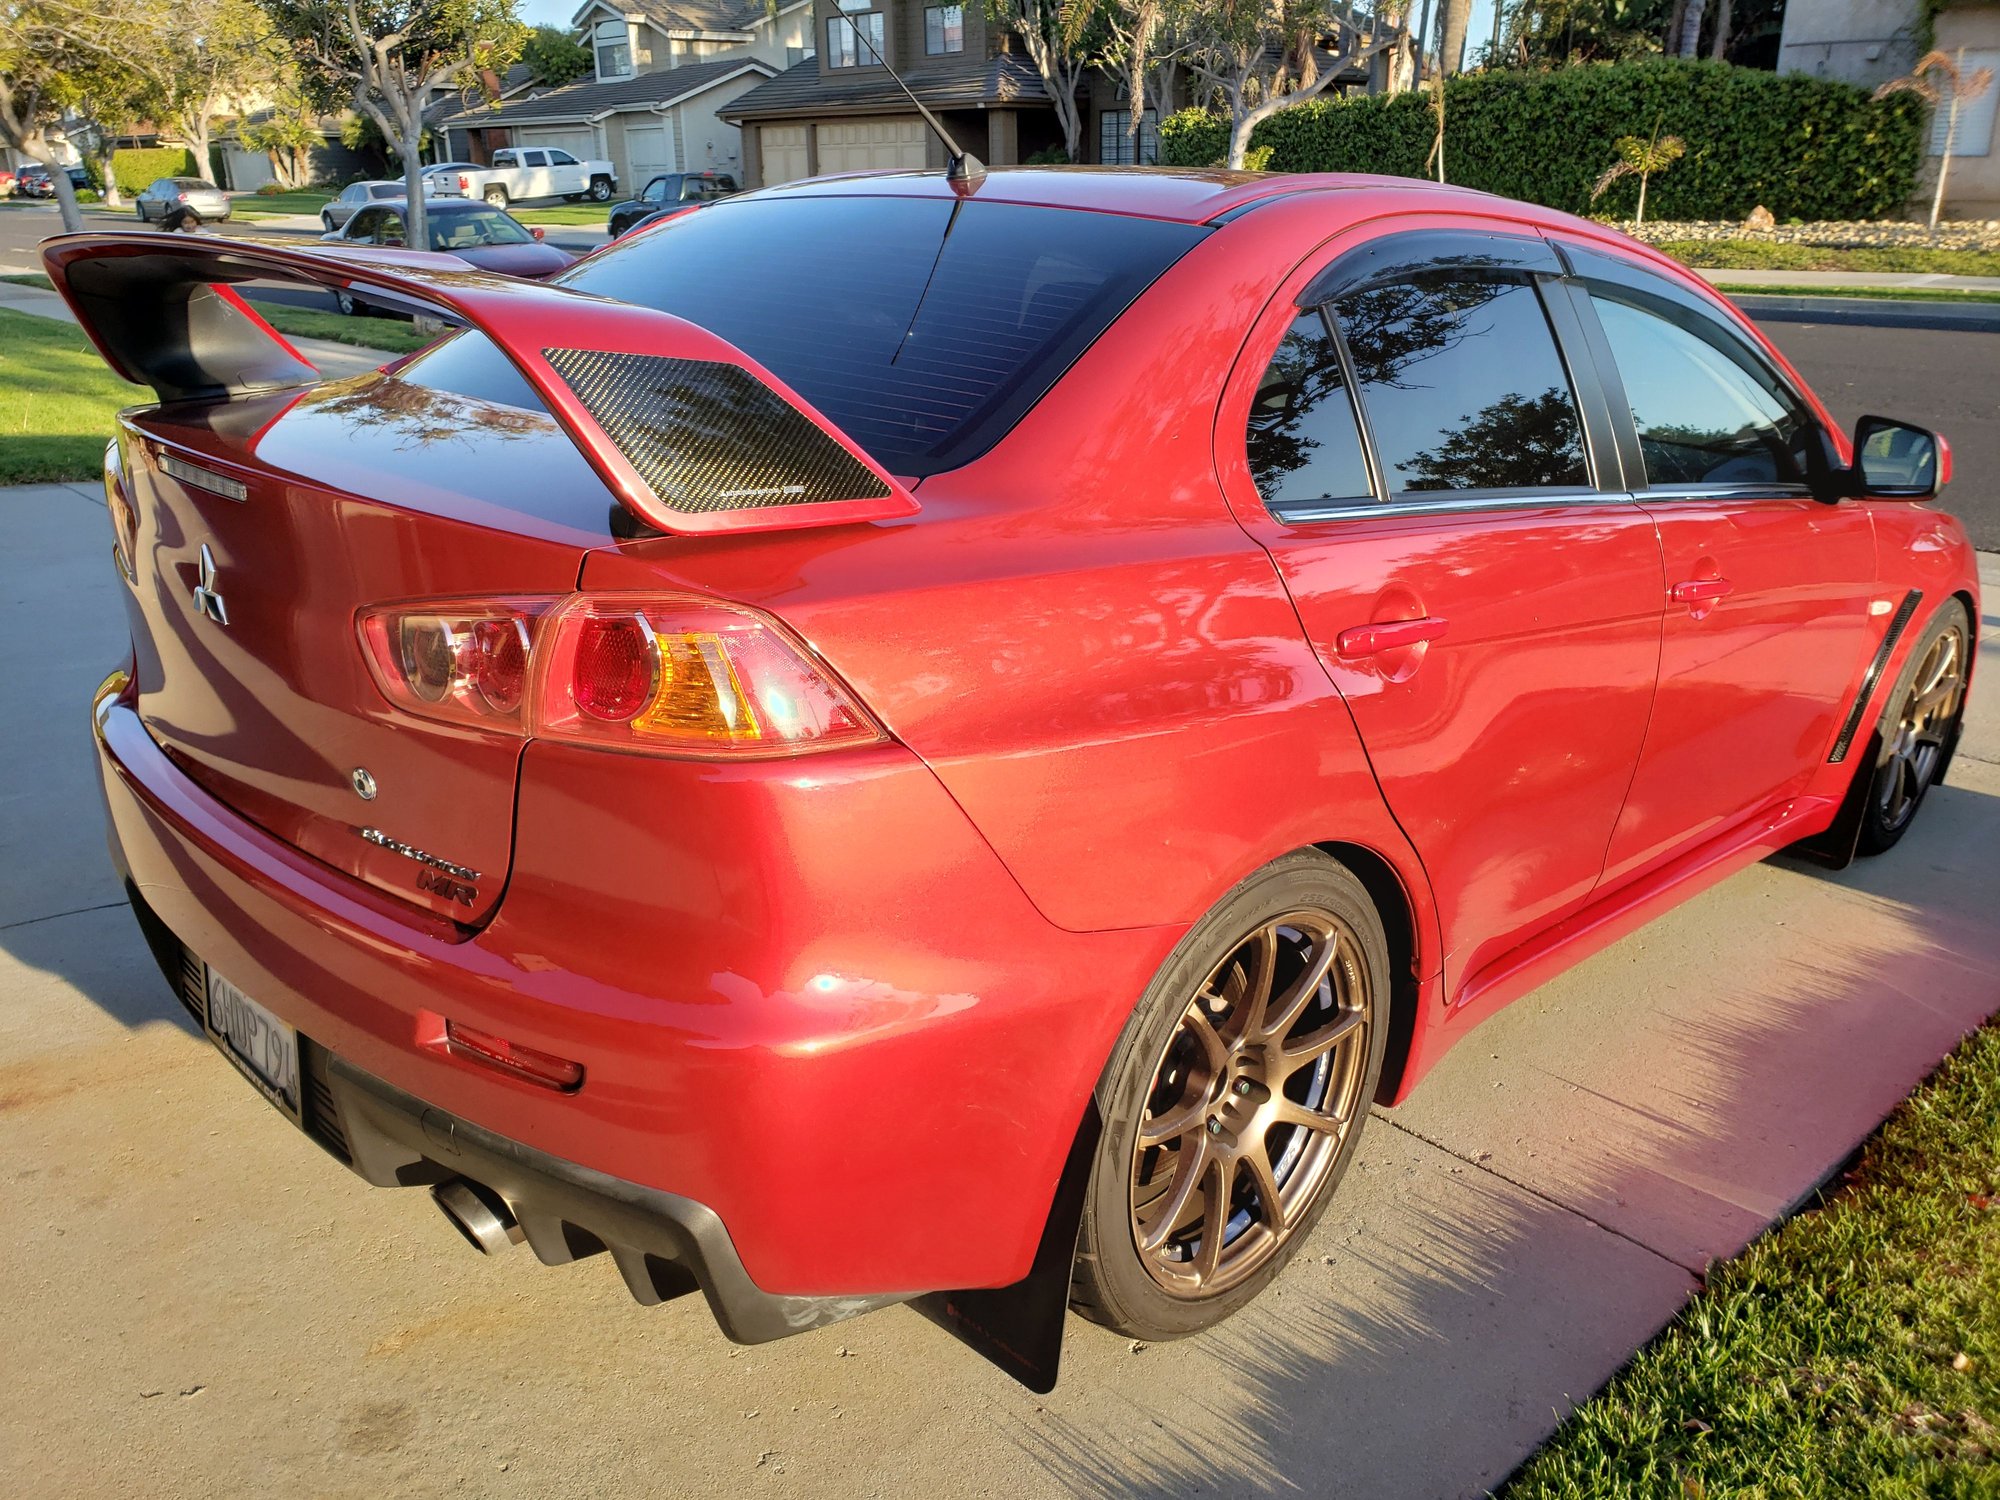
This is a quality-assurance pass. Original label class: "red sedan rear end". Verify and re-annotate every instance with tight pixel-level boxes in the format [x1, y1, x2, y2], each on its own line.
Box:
[48, 169, 1977, 1390]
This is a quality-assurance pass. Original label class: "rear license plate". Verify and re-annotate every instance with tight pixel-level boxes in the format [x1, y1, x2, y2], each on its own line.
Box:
[203, 967, 301, 1122]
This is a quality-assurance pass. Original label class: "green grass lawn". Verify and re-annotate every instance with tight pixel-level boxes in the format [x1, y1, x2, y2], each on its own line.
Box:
[247, 302, 434, 354]
[509, 202, 615, 226]
[3, 273, 54, 289]
[1658, 240, 2000, 278]
[230, 190, 333, 219]
[1504, 1021, 2000, 1498]
[0, 307, 140, 483]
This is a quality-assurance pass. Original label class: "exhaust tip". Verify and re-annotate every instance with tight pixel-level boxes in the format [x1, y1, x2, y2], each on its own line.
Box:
[431, 1177, 526, 1255]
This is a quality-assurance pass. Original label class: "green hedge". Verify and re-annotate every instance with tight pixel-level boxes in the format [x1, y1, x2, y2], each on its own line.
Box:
[1160, 60, 1926, 222]
[110, 146, 199, 196]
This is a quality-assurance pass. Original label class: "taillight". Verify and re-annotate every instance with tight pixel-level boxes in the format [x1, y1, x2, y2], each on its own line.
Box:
[456, 174, 469, 191]
[357, 599, 550, 729]
[356, 593, 882, 758]
[104, 440, 137, 582]
[176, 191, 188, 202]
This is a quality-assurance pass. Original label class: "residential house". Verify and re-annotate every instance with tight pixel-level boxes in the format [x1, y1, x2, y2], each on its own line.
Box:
[438, 1, 814, 189]
[1779, 0, 1999, 214]
[720, 0, 1375, 188]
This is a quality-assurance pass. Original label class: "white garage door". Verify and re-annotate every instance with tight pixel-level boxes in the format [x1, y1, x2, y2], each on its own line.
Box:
[816, 118, 925, 174]
[761, 124, 808, 185]
[518, 127, 597, 161]
[624, 123, 675, 187]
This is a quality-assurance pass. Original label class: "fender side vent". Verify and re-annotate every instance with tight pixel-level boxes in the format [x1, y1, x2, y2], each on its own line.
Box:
[1830, 589, 1922, 763]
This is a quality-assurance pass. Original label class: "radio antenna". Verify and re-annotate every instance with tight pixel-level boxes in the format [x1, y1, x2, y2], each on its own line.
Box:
[839, 9, 986, 190]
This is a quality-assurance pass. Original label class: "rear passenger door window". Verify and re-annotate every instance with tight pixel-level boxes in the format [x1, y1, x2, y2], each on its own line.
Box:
[1333, 273, 1589, 496]
[1245, 310, 1373, 511]
[1587, 292, 1813, 489]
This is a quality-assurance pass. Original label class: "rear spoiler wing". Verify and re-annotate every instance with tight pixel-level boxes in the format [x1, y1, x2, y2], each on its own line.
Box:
[40, 233, 918, 538]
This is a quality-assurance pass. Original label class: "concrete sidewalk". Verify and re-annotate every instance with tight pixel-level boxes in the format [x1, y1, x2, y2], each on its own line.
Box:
[2, 271, 393, 381]
[0, 485, 1993, 1499]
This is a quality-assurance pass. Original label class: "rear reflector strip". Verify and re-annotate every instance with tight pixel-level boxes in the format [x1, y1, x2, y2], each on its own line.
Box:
[157, 453, 247, 502]
[542, 348, 892, 518]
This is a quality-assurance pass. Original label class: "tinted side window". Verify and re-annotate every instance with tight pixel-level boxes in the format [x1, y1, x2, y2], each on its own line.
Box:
[1246, 311, 1372, 510]
[1334, 274, 1588, 494]
[1590, 292, 1812, 488]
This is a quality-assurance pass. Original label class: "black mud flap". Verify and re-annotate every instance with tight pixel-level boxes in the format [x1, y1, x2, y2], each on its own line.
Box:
[1786, 728, 1883, 871]
[912, 1101, 1100, 1394]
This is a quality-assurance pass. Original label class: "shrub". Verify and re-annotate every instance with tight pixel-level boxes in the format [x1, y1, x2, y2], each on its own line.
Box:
[1160, 59, 1927, 222]
[254, 181, 285, 195]
[110, 146, 199, 195]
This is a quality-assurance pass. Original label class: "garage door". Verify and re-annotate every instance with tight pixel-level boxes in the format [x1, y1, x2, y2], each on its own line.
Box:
[624, 123, 675, 187]
[816, 118, 925, 174]
[518, 127, 597, 161]
[761, 124, 808, 185]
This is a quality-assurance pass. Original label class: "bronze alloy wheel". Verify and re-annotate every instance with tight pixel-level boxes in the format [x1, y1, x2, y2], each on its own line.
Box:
[1874, 622, 1967, 835]
[1128, 910, 1372, 1298]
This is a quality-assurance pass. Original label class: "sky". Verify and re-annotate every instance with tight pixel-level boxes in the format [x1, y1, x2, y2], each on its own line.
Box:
[514, 0, 1509, 70]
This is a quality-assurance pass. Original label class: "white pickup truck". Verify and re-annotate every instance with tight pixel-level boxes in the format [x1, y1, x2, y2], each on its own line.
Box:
[449, 147, 618, 207]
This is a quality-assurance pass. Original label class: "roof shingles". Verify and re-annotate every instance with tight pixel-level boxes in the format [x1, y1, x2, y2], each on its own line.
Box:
[439, 56, 776, 128]
[720, 53, 1050, 120]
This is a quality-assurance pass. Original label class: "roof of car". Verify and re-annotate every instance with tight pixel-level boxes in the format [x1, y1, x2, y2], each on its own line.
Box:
[751, 166, 1514, 226]
[361, 198, 503, 212]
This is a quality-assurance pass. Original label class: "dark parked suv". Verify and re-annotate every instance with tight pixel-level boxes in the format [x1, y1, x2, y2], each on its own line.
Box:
[606, 171, 737, 236]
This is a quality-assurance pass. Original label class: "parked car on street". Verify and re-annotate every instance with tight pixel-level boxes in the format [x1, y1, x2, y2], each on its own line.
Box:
[319, 196, 573, 309]
[420, 163, 479, 197]
[605, 171, 737, 236]
[19, 165, 89, 200]
[134, 177, 231, 228]
[447, 146, 617, 207]
[321, 180, 406, 231]
[46, 169, 1978, 1394]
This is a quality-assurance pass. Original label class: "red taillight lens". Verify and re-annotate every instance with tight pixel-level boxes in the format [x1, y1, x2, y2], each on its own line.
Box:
[356, 593, 882, 758]
[444, 1020, 584, 1091]
[176, 191, 188, 202]
[572, 615, 659, 721]
[534, 595, 883, 756]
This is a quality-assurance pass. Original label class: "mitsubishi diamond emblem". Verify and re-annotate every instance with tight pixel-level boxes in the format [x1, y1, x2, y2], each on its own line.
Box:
[190, 544, 228, 625]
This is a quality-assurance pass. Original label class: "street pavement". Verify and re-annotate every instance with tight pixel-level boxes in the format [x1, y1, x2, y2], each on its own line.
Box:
[0, 475, 1994, 1497]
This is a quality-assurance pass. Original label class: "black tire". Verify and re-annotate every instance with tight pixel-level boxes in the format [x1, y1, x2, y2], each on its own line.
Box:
[1856, 598, 1972, 856]
[1070, 849, 1390, 1341]
[588, 176, 613, 202]
[483, 186, 508, 208]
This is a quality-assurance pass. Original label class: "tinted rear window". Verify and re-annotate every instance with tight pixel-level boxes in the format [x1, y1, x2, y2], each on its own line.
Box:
[401, 195, 1204, 476]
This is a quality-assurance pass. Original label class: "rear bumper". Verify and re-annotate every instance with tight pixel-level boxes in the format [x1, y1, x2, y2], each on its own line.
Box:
[95, 674, 1179, 1305]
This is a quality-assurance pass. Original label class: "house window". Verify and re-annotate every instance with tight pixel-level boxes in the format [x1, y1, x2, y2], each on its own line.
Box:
[1099, 108, 1158, 165]
[924, 4, 963, 54]
[827, 11, 884, 67]
[595, 18, 632, 78]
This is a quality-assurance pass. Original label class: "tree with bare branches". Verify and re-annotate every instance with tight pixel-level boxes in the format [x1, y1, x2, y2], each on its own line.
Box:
[263, 0, 524, 246]
[1876, 49, 1996, 234]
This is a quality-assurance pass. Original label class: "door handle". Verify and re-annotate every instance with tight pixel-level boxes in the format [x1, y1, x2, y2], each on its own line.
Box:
[1669, 578, 1733, 604]
[1335, 616, 1449, 659]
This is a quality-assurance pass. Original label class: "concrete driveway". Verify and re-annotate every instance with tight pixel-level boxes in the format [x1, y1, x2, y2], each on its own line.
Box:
[1, 481, 1995, 1499]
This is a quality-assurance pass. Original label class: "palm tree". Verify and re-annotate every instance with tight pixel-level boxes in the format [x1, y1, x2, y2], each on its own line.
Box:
[1876, 49, 1996, 234]
[1591, 127, 1686, 226]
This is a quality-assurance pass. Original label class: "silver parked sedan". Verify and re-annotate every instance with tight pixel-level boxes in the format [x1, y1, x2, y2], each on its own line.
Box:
[321, 180, 408, 231]
[134, 177, 231, 229]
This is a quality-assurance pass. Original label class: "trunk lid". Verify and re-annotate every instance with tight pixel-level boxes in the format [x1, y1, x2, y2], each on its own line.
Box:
[120, 374, 616, 923]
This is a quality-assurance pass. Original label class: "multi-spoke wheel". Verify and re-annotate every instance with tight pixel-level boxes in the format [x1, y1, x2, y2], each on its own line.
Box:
[1072, 851, 1388, 1339]
[1859, 600, 1970, 855]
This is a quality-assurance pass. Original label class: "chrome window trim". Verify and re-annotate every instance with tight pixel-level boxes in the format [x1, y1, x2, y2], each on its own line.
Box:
[1269, 488, 1634, 526]
[1639, 484, 1816, 503]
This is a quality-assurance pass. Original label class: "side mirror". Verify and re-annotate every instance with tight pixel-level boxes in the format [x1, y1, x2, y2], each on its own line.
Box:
[531, 226, 545, 241]
[1850, 415, 1949, 499]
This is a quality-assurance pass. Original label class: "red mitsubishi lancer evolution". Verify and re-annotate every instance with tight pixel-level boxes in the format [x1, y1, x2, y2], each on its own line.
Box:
[48, 168, 1976, 1390]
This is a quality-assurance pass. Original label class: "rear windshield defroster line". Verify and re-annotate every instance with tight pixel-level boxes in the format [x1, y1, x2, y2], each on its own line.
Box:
[399, 196, 1206, 478]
